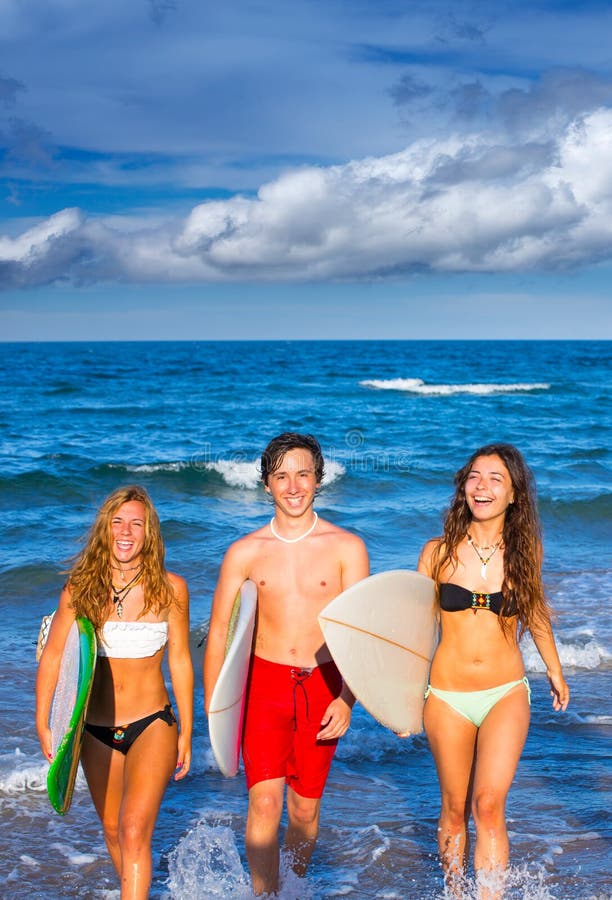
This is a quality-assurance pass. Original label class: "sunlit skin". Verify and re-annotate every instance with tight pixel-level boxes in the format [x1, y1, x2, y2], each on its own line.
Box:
[265, 450, 318, 525]
[204, 447, 369, 896]
[418, 454, 569, 900]
[464, 457, 514, 535]
[110, 501, 146, 568]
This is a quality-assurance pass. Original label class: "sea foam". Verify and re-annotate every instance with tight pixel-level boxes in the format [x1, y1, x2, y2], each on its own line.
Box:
[108, 456, 347, 489]
[521, 634, 608, 671]
[205, 457, 345, 490]
[117, 461, 190, 473]
[0, 760, 48, 794]
[166, 817, 250, 899]
[360, 377, 550, 395]
[204, 460, 261, 489]
[0, 751, 89, 796]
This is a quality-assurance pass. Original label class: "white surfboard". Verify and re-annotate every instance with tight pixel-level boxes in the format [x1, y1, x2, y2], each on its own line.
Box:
[319, 570, 438, 735]
[208, 580, 257, 777]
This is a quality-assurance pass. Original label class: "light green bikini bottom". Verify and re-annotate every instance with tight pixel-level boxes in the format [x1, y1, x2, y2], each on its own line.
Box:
[425, 676, 531, 728]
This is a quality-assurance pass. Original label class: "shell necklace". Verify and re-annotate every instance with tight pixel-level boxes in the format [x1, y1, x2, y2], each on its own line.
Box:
[270, 512, 318, 544]
[467, 533, 502, 579]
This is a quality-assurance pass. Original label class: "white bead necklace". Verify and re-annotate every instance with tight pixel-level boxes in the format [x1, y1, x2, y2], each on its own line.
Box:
[270, 512, 318, 544]
[467, 532, 502, 579]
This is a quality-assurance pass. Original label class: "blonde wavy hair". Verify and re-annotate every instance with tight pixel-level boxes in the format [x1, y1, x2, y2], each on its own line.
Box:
[430, 444, 551, 638]
[67, 485, 175, 631]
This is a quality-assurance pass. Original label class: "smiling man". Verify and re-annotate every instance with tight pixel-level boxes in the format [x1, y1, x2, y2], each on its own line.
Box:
[204, 432, 369, 895]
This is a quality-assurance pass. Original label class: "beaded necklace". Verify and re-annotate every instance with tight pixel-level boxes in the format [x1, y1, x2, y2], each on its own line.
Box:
[270, 512, 318, 544]
[111, 568, 143, 618]
[467, 533, 502, 579]
[111, 562, 142, 584]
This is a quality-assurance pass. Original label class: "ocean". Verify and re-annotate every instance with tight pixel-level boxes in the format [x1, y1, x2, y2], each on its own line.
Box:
[0, 340, 609, 899]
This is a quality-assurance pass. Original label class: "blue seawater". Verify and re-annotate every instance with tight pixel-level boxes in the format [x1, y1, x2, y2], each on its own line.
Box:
[0, 340, 610, 899]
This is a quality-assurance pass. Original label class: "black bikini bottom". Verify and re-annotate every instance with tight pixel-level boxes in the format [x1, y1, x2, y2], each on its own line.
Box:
[85, 704, 176, 755]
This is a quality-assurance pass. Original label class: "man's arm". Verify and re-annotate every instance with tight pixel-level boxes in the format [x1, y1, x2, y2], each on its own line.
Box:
[203, 539, 252, 714]
[340, 533, 370, 592]
[317, 532, 369, 740]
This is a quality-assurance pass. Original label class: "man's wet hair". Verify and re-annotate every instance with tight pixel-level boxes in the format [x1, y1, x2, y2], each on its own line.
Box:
[260, 432, 324, 486]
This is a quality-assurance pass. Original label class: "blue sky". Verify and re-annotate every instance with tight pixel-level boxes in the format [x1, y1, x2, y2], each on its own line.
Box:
[1, 0, 611, 340]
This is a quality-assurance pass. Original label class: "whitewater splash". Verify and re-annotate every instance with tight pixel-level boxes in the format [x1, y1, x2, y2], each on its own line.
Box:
[117, 461, 190, 474]
[165, 817, 569, 900]
[109, 458, 346, 489]
[360, 378, 550, 395]
[437, 863, 560, 900]
[166, 817, 318, 899]
[166, 818, 250, 899]
[521, 633, 608, 671]
[205, 458, 346, 490]
[204, 460, 262, 489]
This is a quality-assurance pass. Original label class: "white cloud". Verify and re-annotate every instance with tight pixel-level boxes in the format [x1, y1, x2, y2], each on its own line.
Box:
[2, 106, 612, 289]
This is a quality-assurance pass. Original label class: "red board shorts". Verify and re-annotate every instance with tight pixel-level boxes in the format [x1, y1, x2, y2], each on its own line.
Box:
[242, 655, 343, 799]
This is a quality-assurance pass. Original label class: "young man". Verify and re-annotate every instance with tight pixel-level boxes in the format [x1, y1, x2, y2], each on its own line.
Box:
[204, 432, 369, 895]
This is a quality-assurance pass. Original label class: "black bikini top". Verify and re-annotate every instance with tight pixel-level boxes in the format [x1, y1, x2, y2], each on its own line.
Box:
[439, 582, 516, 616]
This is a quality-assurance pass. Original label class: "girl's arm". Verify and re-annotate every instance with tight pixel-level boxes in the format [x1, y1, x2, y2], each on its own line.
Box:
[35, 585, 76, 760]
[167, 573, 194, 780]
[529, 613, 570, 711]
[417, 538, 440, 578]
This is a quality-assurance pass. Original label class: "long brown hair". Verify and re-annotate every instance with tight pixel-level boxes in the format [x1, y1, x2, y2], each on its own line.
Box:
[431, 444, 550, 636]
[67, 485, 175, 630]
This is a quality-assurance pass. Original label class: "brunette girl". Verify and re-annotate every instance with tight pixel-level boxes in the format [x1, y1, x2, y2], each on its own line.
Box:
[418, 444, 569, 897]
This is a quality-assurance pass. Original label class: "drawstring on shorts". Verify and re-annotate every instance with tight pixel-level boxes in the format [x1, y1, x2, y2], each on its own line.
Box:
[290, 667, 313, 729]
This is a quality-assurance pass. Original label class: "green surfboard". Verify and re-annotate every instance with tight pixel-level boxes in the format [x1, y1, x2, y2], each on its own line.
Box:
[47, 617, 97, 815]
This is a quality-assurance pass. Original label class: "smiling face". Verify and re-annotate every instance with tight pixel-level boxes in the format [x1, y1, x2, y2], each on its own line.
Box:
[110, 500, 146, 566]
[264, 447, 320, 519]
[464, 454, 515, 525]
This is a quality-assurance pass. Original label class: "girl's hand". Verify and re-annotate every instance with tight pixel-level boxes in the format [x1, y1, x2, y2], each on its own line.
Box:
[174, 732, 192, 781]
[548, 670, 570, 711]
[37, 725, 53, 762]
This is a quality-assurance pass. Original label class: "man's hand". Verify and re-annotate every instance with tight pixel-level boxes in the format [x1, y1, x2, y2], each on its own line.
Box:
[316, 696, 352, 741]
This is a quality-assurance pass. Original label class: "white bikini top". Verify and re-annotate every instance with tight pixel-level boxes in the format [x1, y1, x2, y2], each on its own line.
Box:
[98, 621, 168, 658]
